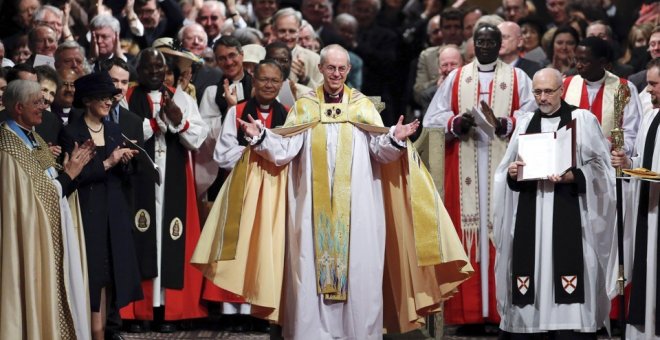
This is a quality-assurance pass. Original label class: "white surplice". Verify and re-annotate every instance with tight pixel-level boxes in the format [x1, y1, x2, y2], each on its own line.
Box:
[140, 86, 208, 307]
[493, 109, 618, 333]
[582, 76, 642, 155]
[423, 62, 537, 317]
[253, 122, 404, 340]
[195, 83, 246, 198]
[213, 105, 247, 171]
[626, 108, 660, 340]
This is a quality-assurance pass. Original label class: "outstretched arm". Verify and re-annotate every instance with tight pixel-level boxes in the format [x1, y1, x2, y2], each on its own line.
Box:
[238, 115, 305, 166]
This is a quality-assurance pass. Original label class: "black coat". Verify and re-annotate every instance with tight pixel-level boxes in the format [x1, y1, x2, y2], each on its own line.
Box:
[113, 106, 145, 216]
[192, 66, 223, 104]
[514, 58, 543, 80]
[59, 115, 143, 312]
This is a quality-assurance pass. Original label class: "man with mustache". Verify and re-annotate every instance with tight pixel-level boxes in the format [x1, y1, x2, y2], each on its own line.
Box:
[51, 67, 81, 125]
[495, 68, 617, 338]
[423, 23, 536, 327]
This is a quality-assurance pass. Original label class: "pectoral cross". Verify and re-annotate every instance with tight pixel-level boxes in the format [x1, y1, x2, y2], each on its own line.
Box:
[155, 141, 166, 157]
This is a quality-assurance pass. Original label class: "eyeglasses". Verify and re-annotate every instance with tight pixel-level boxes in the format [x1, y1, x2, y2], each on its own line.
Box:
[31, 98, 48, 107]
[532, 86, 561, 97]
[62, 81, 76, 88]
[256, 77, 282, 85]
[323, 65, 348, 74]
[475, 39, 498, 48]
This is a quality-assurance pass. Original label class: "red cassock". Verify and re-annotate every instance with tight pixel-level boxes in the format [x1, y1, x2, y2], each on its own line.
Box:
[120, 85, 207, 320]
[442, 70, 520, 325]
[120, 156, 207, 320]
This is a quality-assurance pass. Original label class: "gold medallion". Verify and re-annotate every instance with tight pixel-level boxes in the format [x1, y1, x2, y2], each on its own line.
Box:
[169, 217, 183, 240]
[135, 209, 150, 232]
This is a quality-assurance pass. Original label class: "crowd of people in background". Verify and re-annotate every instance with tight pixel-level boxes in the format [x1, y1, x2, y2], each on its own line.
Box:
[1, 0, 660, 339]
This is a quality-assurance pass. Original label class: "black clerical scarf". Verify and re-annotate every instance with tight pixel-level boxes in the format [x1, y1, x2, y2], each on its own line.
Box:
[126, 85, 188, 289]
[628, 110, 660, 335]
[214, 71, 252, 119]
[236, 97, 288, 147]
[509, 101, 586, 306]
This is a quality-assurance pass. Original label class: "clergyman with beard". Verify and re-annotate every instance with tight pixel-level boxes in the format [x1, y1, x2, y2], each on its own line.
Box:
[494, 68, 617, 338]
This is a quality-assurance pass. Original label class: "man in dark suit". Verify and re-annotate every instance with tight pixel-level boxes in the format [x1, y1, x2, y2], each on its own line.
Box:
[0, 64, 63, 152]
[99, 57, 145, 340]
[498, 21, 541, 79]
[351, 0, 400, 125]
[300, 0, 345, 47]
[125, 0, 185, 49]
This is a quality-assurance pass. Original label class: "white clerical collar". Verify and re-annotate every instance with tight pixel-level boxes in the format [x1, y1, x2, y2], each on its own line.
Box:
[585, 73, 606, 87]
[259, 103, 270, 111]
[231, 72, 245, 84]
[477, 60, 497, 72]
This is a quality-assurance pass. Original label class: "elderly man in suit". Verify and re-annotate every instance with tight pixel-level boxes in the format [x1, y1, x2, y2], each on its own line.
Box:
[498, 21, 541, 79]
[272, 8, 324, 89]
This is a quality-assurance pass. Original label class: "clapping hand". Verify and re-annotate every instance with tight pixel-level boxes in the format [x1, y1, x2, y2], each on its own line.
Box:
[222, 79, 238, 107]
[161, 91, 183, 126]
[457, 112, 476, 134]
[393, 116, 420, 141]
[291, 57, 308, 83]
[237, 115, 261, 139]
[105, 146, 139, 169]
[63, 140, 95, 179]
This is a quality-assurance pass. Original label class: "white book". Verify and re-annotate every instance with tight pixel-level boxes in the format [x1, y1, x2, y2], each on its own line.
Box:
[517, 119, 576, 181]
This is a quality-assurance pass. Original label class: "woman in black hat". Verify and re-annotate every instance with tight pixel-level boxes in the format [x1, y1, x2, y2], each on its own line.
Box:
[59, 71, 144, 340]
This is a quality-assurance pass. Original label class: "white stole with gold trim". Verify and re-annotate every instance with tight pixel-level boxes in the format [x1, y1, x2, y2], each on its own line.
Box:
[456, 60, 514, 258]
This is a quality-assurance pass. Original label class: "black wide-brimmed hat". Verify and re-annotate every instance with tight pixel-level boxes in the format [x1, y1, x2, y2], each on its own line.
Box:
[73, 71, 121, 108]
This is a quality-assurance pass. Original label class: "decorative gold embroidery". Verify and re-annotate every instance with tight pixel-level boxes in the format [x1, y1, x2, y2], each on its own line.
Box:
[135, 209, 151, 232]
[0, 127, 75, 339]
[170, 217, 183, 240]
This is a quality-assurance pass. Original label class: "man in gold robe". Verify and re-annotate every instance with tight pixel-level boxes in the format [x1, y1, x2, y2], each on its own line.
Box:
[0, 80, 93, 339]
[193, 44, 473, 339]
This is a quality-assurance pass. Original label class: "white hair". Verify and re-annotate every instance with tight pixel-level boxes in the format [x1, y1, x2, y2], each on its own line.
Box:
[4, 80, 41, 116]
[177, 23, 208, 46]
[90, 14, 121, 34]
[319, 44, 350, 65]
[34, 5, 63, 22]
[272, 8, 302, 28]
[202, 0, 227, 17]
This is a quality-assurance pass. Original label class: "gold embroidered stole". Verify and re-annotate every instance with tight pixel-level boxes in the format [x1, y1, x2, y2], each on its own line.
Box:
[564, 72, 620, 137]
[0, 125, 75, 339]
[456, 61, 513, 258]
[191, 86, 474, 321]
[286, 86, 383, 300]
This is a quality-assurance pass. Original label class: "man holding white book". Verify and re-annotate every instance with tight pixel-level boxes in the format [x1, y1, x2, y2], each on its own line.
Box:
[493, 68, 618, 338]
